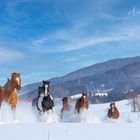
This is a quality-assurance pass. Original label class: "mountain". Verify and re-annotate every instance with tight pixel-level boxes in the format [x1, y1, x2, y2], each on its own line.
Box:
[18, 56, 140, 101]
[51, 56, 140, 83]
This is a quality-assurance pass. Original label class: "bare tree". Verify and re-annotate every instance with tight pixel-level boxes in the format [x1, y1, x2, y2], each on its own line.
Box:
[127, 91, 140, 112]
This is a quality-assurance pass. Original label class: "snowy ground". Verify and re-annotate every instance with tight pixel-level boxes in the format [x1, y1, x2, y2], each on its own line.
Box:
[0, 100, 140, 140]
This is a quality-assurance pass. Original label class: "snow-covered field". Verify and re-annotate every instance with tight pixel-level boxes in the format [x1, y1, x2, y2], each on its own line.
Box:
[0, 100, 140, 140]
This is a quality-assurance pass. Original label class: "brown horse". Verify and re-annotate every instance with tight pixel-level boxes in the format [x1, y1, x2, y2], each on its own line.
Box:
[75, 93, 89, 114]
[0, 72, 21, 112]
[107, 102, 120, 119]
[61, 97, 71, 118]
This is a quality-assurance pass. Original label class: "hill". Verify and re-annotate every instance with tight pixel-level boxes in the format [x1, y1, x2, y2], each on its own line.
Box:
[19, 56, 140, 101]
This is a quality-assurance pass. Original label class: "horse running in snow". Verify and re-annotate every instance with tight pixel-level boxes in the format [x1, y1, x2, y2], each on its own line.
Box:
[61, 97, 71, 118]
[32, 80, 54, 113]
[75, 93, 89, 114]
[0, 72, 21, 115]
[107, 102, 120, 119]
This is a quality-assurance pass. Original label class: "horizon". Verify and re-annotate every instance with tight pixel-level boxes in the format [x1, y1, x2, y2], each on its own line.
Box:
[0, 0, 140, 85]
[9, 55, 140, 86]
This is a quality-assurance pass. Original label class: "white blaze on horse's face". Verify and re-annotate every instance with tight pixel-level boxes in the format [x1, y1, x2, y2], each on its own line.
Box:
[16, 77, 20, 86]
[45, 85, 49, 95]
[111, 104, 115, 108]
[83, 95, 86, 99]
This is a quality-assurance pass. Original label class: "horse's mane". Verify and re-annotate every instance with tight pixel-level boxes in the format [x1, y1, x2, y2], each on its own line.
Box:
[3, 78, 10, 88]
[75, 94, 89, 113]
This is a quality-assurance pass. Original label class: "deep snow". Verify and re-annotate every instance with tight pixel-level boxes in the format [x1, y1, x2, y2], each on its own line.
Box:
[0, 99, 140, 140]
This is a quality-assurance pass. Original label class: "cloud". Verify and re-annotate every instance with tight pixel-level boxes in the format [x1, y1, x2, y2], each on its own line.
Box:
[128, 6, 140, 17]
[0, 47, 24, 63]
[29, 28, 134, 53]
[28, 3, 140, 53]
[57, 35, 130, 52]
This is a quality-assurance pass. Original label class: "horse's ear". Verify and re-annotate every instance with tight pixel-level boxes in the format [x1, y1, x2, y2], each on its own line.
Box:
[82, 92, 84, 95]
[42, 80, 45, 84]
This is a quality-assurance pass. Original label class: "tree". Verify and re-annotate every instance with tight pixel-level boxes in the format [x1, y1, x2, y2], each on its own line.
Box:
[127, 91, 140, 112]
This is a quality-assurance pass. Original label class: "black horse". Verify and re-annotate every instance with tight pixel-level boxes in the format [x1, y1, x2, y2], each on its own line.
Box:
[33, 80, 54, 113]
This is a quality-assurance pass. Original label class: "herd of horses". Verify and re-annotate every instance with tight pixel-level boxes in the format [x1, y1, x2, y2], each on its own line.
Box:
[0, 72, 120, 120]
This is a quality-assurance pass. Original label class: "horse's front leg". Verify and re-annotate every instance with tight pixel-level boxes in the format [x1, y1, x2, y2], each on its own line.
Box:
[11, 106, 16, 120]
[10, 100, 17, 120]
[11, 93, 17, 120]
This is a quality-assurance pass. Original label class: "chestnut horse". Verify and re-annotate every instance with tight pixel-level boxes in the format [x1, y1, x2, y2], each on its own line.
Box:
[107, 102, 120, 119]
[75, 93, 89, 113]
[61, 97, 71, 118]
[0, 72, 21, 112]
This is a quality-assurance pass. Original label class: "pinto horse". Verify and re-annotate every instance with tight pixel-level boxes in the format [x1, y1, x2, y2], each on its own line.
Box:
[75, 93, 89, 113]
[32, 80, 54, 113]
[107, 102, 120, 119]
[0, 72, 21, 111]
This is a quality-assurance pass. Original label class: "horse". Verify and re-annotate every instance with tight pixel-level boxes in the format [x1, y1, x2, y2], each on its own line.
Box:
[75, 93, 89, 114]
[61, 97, 71, 118]
[33, 80, 54, 113]
[107, 102, 120, 119]
[0, 72, 21, 112]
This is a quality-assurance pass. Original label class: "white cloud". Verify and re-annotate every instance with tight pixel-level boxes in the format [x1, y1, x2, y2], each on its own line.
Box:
[31, 32, 132, 53]
[57, 35, 130, 52]
[24, 2, 140, 54]
[0, 47, 24, 63]
[128, 6, 140, 17]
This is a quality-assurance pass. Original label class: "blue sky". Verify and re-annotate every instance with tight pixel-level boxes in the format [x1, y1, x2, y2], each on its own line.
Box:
[0, 0, 140, 85]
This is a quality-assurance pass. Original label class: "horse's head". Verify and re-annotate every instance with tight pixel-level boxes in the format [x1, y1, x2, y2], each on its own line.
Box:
[81, 93, 88, 103]
[80, 93, 89, 109]
[110, 102, 115, 108]
[11, 72, 21, 90]
[62, 97, 69, 108]
[42, 80, 50, 96]
[75, 93, 89, 113]
[110, 102, 116, 112]
[43, 80, 50, 85]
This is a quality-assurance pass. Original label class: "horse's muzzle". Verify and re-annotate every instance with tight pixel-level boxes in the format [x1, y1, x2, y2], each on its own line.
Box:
[17, 86, 21, 90]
